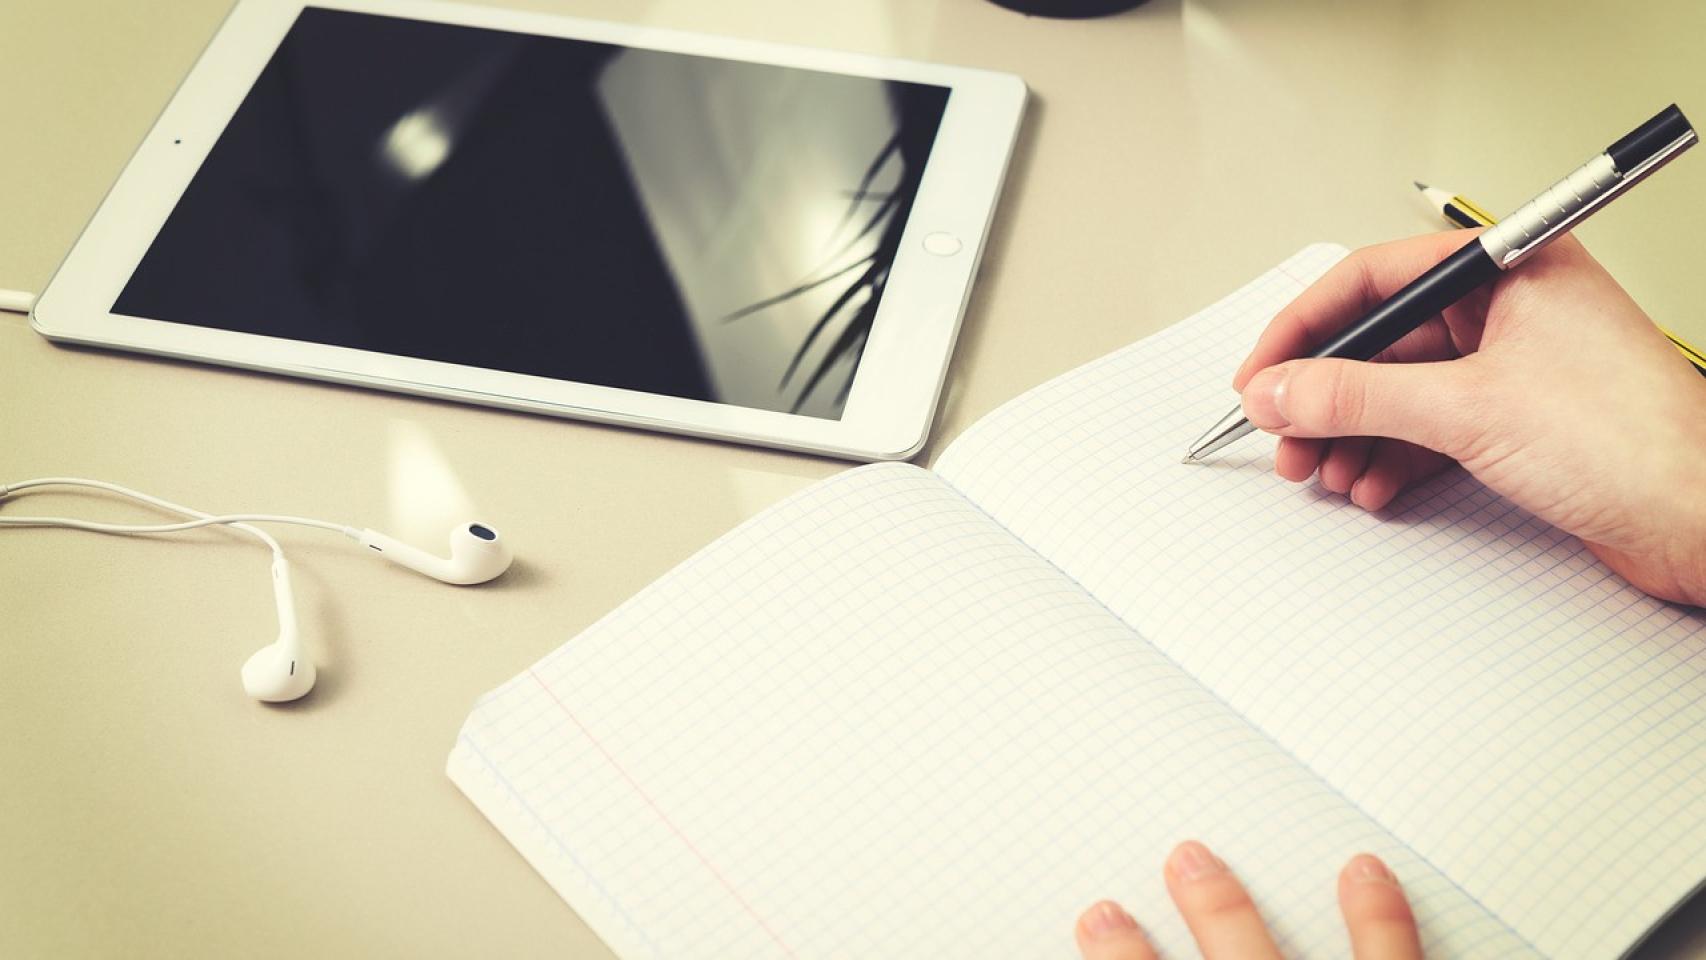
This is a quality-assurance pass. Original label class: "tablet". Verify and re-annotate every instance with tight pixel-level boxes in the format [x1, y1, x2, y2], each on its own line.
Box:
[32, 0, 1025, 461]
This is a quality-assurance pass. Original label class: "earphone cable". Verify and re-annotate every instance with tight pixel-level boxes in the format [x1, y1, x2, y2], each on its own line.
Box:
[0, 477, 361, 554]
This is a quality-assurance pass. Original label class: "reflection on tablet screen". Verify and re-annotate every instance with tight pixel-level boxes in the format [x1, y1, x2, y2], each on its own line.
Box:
[115, 8, 950, 419]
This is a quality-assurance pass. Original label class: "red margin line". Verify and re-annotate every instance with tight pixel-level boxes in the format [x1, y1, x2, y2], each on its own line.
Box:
[528, 669, 797, 958]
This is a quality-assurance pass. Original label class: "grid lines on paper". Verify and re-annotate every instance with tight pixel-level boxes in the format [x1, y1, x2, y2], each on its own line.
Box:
[455, 460, 1531, 958]
[934, 243, 1706, 959]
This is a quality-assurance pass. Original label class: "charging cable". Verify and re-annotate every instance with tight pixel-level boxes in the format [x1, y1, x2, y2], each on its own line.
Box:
[0, 288, 37, 313]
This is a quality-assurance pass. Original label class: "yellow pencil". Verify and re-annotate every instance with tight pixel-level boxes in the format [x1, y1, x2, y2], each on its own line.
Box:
[1414, 180, 1706, 377]
[1413, 181, 1498, 230]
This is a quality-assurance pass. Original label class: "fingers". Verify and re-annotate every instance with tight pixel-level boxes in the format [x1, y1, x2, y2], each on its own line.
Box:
[1274, 437, 1453, 510]
[1164, 841, 1283, 960]
[1317, 437, 1374, 496]
[1274, 437, 1326, 483]
[1239, 356, 1488, 462]
[1348, 441, 1454, 511]
[1338, 854, 1423, 960]
[1233, 231, 1483, 391]
[1074, 901, 1158, 960]
[1078, 847, 1423, 960]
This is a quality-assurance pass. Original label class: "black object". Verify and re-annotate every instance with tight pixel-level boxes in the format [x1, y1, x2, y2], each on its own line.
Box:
[1310, 239, 1502, 362]
[111, 7, 951, 421]
[1607, 103, 1692, 174]
[985, 0, 1149, 18]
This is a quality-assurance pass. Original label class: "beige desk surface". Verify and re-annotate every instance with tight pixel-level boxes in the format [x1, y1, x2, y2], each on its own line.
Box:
[3, 1, 1705, 957]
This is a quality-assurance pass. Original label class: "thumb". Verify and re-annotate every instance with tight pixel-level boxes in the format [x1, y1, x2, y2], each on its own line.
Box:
[1240, 357, 1487, 460]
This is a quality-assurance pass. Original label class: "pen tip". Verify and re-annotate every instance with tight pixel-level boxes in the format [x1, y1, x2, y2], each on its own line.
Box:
[1412, 180, 1429, 191]
[1180, 454, 1200, 465]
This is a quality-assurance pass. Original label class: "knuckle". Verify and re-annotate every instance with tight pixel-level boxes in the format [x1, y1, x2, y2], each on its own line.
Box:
[1333, 365, 1370, 433]
[1181, 875, 1257, 919]
[1351, 893, 1418, 927]
[1341, 879, 1417, 926]
[1294, 362, 1364, 434]
[1436, 361, 1497, 458]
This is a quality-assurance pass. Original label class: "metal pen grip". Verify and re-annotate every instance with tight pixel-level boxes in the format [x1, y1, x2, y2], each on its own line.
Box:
[1478, 155, 1619, 269]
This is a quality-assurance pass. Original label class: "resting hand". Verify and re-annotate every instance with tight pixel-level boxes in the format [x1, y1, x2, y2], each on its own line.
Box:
[1075, 841, 1421, 959]
[1233, 232, 1706, 606]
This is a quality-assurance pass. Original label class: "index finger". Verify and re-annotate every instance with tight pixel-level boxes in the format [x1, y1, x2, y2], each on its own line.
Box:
[1232, 231, 1482, 391]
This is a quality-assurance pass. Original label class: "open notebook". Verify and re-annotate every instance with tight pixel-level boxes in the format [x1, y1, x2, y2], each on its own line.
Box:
[450, 244, 1706, 959]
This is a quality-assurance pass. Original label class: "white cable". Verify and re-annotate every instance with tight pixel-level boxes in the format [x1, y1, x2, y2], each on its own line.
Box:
[2, 477, 281, 557]
[0, 513, 355, 537]
[0, 288, 36, 313]
[0, 477, 359, 555]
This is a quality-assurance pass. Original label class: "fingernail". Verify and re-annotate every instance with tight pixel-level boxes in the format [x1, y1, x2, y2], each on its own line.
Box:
[1081, 900, 1139, 940]
[1347, 854, 1398, 886]
[1240, 366, 1291, 429]
[1171, 840, 1227, 881]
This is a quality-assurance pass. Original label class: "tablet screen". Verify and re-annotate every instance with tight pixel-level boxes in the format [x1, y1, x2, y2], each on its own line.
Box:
[113, 7, 950, 420]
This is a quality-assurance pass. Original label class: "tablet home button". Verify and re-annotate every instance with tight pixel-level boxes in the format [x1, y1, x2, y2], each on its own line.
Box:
[922, 232, 962, 256]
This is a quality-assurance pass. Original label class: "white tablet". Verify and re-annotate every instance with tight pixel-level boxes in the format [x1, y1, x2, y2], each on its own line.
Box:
[32, 0, 1024, 461]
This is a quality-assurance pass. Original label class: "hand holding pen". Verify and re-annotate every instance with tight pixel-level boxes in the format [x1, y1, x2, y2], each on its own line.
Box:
[1216, 214, 1706, 606]
[1415, 179, 1706, 375]
[1185, 104, 1696, 464]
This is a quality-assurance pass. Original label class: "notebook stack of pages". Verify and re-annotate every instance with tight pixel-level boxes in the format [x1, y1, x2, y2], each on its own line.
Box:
[450, 244, 1706, 959]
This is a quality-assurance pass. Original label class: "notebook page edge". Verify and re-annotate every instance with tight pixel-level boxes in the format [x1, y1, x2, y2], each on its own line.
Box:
[448, 726, 656, 960]
[445, 454, 1532, 958]
[933, 242, 1349, 479]
[925, 242, 1554, 955]
[1619, 873, 1706, 960]
[931, 240, 1706, 958]
[442, 464, 958, 959]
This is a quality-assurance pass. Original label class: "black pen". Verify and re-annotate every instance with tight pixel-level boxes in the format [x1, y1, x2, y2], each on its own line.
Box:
[1183, 104, 1698, 463]
[1415, 179, 1706, 379]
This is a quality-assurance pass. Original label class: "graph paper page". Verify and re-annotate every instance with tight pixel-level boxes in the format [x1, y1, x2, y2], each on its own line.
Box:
[934, 243, 1706, 958]
[451, 462, 1530, 959]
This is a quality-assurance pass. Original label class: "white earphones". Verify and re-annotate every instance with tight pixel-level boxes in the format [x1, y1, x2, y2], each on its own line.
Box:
[357, 523, 513, 586]
[0, 477, 514, 704]
[242, 556, 317, 703]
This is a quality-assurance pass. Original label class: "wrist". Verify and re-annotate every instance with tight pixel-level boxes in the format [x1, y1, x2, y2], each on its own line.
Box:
[1674, 521, 1706, 609]
[1666, 451, 1706, 608]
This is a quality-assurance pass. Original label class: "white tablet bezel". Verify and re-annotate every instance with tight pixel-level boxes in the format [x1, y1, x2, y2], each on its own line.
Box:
[31, 0, 1025, 461]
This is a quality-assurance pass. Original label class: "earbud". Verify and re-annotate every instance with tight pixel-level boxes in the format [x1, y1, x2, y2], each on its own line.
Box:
[240, 556, 317, 702]
[356, 522, 513, 585]
[0, 477, 518, 706]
